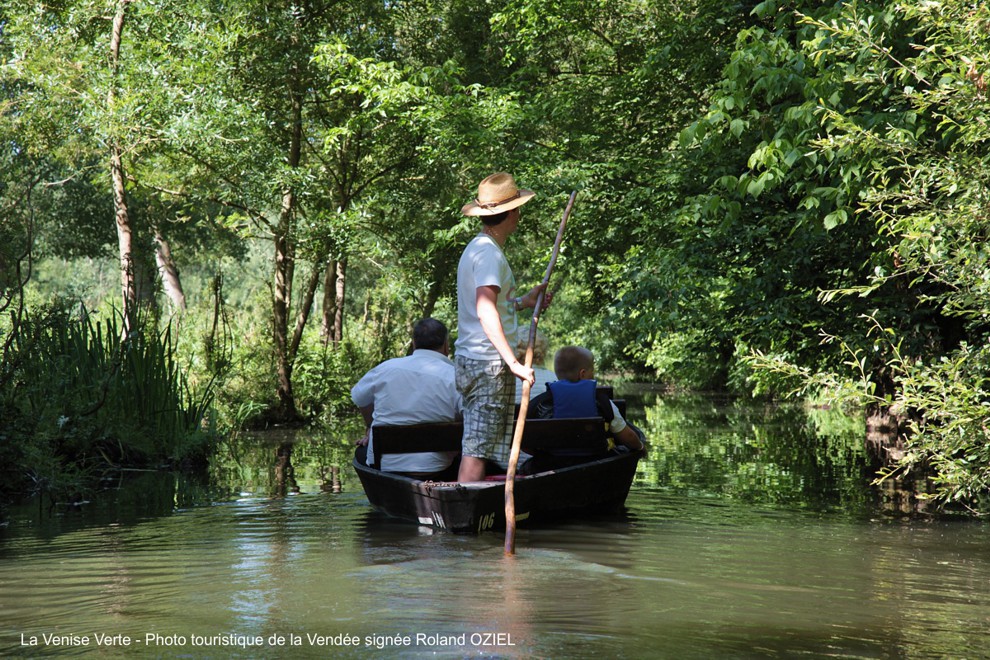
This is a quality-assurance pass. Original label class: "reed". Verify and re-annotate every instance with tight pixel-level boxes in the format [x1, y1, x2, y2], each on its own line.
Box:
[0, 301, 216, 502]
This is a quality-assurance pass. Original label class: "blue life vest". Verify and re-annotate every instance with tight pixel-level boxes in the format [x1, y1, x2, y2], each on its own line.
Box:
[548, 379, 599, 419]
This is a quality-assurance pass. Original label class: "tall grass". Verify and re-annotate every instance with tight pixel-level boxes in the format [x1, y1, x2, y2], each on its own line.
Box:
[0, 301, 216, 503]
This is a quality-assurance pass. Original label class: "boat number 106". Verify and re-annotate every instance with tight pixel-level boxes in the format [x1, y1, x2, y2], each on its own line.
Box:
[477, 512, 496, 532]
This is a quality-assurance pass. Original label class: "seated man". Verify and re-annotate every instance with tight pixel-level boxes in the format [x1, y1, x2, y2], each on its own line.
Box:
[350, 318, 462, 480]
[528, 345, 644, 469]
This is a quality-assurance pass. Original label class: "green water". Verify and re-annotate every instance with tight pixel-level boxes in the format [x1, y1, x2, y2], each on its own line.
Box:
[1, 392, 988, 658]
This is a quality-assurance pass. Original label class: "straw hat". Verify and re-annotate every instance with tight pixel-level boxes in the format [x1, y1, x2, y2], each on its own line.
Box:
[461, 172, 535, 216]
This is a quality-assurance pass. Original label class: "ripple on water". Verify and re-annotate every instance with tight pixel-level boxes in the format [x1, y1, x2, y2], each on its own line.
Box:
[3, 474, 990, 659]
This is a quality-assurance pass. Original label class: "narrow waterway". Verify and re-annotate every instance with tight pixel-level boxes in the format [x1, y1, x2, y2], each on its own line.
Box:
[2, 392, 988, 658]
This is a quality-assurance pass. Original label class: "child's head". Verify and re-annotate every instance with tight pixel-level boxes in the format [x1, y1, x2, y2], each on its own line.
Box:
[554, 346, 595, 382]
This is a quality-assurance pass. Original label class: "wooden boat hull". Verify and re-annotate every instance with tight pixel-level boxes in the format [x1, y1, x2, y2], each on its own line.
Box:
[353, 450, 642, 534]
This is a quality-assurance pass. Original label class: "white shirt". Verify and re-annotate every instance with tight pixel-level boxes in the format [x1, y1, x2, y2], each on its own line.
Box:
[606, 401, 629, 435]
[455, 234, 518, 360]
[350, 349, 462, 473]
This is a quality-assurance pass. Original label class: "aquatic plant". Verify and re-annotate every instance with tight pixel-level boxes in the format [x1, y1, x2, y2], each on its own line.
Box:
[0, 300, 216, 505]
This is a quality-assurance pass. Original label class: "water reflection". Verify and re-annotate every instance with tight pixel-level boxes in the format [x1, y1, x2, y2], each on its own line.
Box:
[210, 423, 362, 498]
[352, 523, 539, 656]
[627, 390, 875, 512]
[273, 442, 299, 497]
[2, 394, 989, 658]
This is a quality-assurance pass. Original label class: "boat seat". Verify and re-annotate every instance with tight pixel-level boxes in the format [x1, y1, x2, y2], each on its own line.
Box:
[518, 417, 609, 453]
[371, 417, 609, 467]
[371, 422, 463, 468]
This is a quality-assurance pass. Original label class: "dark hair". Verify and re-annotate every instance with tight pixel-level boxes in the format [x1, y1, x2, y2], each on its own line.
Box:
[412, 318, 448, 351]
[481, 210, 510, 227]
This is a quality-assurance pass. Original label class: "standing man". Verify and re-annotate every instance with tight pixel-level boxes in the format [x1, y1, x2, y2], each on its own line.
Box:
[455, 172, 550, 482]
[351, 318, 462, 480]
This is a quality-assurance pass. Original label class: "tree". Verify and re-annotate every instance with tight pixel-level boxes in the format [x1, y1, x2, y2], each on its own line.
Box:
[107, 0, 140, 329]
[159, 0, 486, 419]
[483, 0, 749, 373]
[2, 0, 209, 326]
[663, 0, 990, 505]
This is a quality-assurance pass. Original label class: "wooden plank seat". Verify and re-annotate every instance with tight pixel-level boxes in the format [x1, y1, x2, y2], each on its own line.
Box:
[371, 417, 608, 469]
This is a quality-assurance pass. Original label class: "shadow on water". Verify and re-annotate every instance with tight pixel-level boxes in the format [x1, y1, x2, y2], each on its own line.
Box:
[0, 471, 218, 543]
[1, 421, 365, 542]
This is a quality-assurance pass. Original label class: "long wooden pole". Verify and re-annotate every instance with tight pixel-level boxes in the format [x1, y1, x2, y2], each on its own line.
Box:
[504, 190, 577, 555]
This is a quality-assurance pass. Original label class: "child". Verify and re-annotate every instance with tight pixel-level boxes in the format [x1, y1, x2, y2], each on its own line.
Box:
[530, 345, 645, 456]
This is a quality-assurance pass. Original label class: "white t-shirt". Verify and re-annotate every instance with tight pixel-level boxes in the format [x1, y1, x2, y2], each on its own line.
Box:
[350, 349, 463, 473]
[455, 234, 518, 361]
[606, 401, 629, 435]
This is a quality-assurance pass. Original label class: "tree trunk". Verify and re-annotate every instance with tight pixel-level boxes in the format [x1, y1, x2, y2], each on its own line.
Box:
[422, 256, 456, 319]
[422, 267, 450, 318]
[154, 227, 187, 311]
[109, 0, 136, 332]
[272, 77, 303, 421]
[289, 259, 323, 362]
[0, 208, 34, 386]
[333, 257, 347, 346]
[864, 369, 907, 468]
[320, 259, 337, 345]
[320, 257, 347, 347]
[866, 405, 905, 462]
[205, 272, 230, 376]
[422, 281, 441, 320]
[273, 442, 296, 497]
[134, 251, 160, 319]
[273, 209, 297, 420]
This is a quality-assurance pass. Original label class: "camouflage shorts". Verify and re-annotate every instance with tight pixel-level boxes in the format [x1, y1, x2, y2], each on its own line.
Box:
[455, 355, 515, 463]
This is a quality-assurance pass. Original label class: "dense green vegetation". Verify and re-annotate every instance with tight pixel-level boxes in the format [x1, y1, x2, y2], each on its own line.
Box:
[0, 302, 215, 503]
[2, 0, 988, 512]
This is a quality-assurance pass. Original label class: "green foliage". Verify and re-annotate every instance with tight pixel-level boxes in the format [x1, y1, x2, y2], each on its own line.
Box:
[674, 0, 989, 378]
[0, 301, 216, 504]
[291, 336, 373, 427]
[662, 0, 990, 508]
[887, 344, 990, 509]
[4, 0, 990, 512]
[483, 0, 752, 374]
